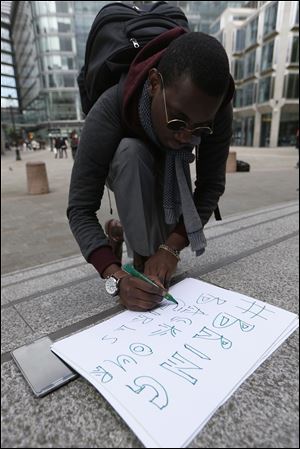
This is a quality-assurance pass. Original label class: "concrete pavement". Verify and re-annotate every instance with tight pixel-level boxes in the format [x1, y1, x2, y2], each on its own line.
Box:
[1, 145, 299, 448]
[1, 201, 299, 448]
[1, 145, 299, 274]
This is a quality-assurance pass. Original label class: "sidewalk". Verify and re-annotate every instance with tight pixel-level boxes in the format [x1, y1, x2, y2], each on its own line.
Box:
[1, 145, 299, 448]
[1, 201, 299, 448]
[1, 145, 299, 274]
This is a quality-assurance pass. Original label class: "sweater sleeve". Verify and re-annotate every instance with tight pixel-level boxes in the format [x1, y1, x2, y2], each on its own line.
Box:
[67, 85, 123, 274]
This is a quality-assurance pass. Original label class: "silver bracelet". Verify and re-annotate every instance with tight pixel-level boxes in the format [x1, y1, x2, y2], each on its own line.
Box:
[158, 244, 181, 261]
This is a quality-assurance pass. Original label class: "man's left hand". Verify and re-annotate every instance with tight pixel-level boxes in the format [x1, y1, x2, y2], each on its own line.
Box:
[144, 248, 178, 288]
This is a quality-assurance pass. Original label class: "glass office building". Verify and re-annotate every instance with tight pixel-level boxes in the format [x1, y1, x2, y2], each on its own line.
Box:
[2, 1, 110, 140]
[2, 1, 298, 147]
[213, 1, 299, 146]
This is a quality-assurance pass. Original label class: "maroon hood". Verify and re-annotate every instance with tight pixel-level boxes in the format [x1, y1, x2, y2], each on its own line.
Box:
[121, 27, 235, 136]
[122, 27, 188, 136]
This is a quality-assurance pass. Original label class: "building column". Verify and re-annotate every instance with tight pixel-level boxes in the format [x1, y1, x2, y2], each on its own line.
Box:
[270, 107, 281, 148]
[253, 110, 261, 147]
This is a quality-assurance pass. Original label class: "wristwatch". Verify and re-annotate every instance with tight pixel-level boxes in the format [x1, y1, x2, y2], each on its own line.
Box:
[105, 270, 128, 297]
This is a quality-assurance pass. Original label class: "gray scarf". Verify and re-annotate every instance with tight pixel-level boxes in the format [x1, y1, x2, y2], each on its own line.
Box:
[138, 80, 206, 256]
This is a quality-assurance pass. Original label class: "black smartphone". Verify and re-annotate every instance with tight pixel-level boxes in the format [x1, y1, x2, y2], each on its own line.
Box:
[11, 336, 78, 397]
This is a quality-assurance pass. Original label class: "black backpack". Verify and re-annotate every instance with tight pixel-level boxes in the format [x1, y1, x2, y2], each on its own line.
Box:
[77, 1, 189, 115]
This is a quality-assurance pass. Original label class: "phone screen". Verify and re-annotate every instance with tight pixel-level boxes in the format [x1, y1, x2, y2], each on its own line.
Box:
[11, 336, 78, 397]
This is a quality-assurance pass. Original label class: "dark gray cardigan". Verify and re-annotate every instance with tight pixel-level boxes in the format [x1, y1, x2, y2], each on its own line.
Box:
[67, 83, 233, 266]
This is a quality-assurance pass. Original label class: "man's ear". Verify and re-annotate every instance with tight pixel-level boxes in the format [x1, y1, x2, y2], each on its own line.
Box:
[148, 68, 161, 97]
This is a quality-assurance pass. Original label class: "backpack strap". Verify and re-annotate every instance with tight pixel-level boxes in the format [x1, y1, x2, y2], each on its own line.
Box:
[195, 145, 222, 223]
[214, 205, 222, 221]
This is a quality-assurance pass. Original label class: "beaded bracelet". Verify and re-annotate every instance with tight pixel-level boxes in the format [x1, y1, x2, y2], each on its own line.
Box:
[158, 244, 181, 261]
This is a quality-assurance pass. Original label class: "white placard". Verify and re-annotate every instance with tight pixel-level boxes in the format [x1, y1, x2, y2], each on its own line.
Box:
[52, 278, 299, 448]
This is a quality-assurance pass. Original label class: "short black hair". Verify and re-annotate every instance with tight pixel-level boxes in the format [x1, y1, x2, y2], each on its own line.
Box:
[158, 32, 230, 97]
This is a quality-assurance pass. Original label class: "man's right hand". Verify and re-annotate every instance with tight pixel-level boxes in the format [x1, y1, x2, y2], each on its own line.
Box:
[119, 275, 165, 311]
[103, 264, 166, 311]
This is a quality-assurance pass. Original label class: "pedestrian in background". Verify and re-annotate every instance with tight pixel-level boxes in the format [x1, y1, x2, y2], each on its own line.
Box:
[61, 136, 68, 158]
[54, 136, 61, 159]
[70, 130, 79, 160]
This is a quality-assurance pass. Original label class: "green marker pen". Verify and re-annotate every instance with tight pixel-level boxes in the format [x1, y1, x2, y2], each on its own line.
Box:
[122, 263, 178, 305]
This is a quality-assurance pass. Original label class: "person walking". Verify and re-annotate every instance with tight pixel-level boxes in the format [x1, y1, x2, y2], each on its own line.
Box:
[54, 136, 62, 159]
[61, 137, 68, 158]
[70, 130, 79, 160]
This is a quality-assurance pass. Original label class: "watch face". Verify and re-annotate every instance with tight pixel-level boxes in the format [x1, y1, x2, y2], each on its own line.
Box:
[105, 276, 119, 296]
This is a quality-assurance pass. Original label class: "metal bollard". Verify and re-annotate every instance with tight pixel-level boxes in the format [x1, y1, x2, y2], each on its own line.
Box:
[26, 161, 50, 194]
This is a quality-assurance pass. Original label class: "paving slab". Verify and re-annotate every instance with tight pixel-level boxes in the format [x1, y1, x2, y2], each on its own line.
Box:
[1, 202, 299, 448]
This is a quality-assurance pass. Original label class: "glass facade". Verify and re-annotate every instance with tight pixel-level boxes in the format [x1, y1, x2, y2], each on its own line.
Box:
[232, 116, 254, 146]
[278, 110, 298, 146]
[30, 0, 80, 127]
[1, 0, 299, 147]
[260, 39, 275, 72]
[74, 2, 107, 70]
[1, 7, 19, 110]
[263, 1, 278, 37]
[233, 82, 257, 107]
[234, 59, 244, 81]
[284, 74, 299, 99]
[290, 36, 299, 64]
[244, 49, 256, 78]
[243, 81, 257, 105]
[245, 17, 258, 49]
[258, 76, 273, 103]
[233, 28, 246, 53]
[13, 1, 40, 110]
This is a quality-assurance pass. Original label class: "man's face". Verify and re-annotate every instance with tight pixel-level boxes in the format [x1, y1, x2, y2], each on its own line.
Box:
[148, 69, 224, 150]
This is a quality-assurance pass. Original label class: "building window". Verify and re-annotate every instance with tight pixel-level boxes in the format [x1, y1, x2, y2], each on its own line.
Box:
[245, 17, 258, 49]
[258, 76, 273, 103]
[210, 20, 220, 35]
[1, 75, 16, 87]
[234, 59, 244, 81]
[263, 2, 278, 37]
[56, 1, 72, 14]
[1, 87, 18, 98]
[233, 88, 243, 108]
[48, 73, 75, 88]
[234, 28, 245, 53]
[290, 36, 299, 64]
[1, 28, 10, 40]
[278, 111, 299, 146]
[39, 36, 74, 53]
[1, 53, 13, 64]
[284, 74, 299, 99]
[244, 49, 256, 78]
[291, 2, 299, 27]
[232, 117, 254, 146]
[36, 17, 72, 34]
[261, 40, 275, 72]
[42, 55, 75, 71]
[1, 41, 11, 52]
[59, 37, 72, 52]
[1, 64, 15, 76]
[243, 82, 256, 106]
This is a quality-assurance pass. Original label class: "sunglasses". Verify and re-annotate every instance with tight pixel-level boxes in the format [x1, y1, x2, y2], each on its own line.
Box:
[158, 72, 214, 137]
